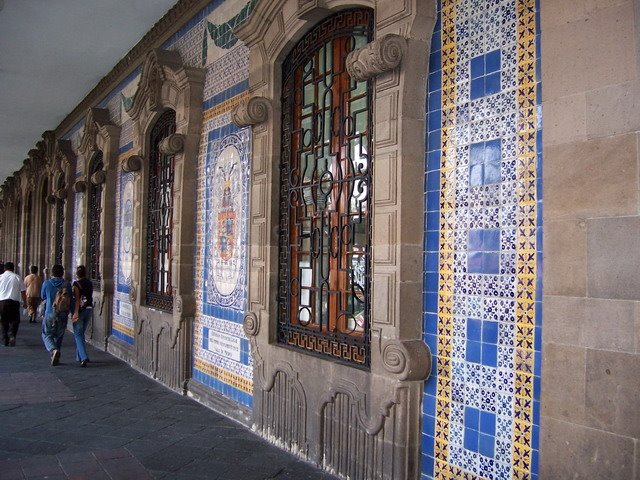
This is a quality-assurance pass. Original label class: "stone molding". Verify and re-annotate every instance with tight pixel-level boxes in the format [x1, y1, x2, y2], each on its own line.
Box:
[55, 139, 76, 169]
[78, 108, 113, 158]
[380, 339, 431, 381]
[121, 155, 143, 173]
[231, 96, 270, 127]
[54, 188, 68, 200]
[159, 133, 185, 155]
[234, 1, 435, 478]
[346, 34, 407, 82]
[90, 170, 107, 185]
[73, 179, 87, 193]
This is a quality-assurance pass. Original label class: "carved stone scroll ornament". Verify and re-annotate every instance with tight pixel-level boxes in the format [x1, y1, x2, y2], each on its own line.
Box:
[346, 34, 407, 82]
[46, 194, 57, 205]
[55, 188, 68, 200]
[231, 96, 270, 128]
[73, 179, 87, 193]
[159, 133, 185, 155]
[381, 339, 431, 381]
[91, 170, 107, 185]
[121, 155, 143, 173]
[243, 312, 260, 337]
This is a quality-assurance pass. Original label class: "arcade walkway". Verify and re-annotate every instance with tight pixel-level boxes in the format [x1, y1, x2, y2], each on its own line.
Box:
[0, 316, 336, 480]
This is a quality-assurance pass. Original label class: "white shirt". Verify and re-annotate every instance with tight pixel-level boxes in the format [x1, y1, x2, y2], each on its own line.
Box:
[0, 271, 25, 302]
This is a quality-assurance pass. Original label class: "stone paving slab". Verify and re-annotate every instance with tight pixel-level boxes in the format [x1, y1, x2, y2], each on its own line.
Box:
[0, 318, 337, 480]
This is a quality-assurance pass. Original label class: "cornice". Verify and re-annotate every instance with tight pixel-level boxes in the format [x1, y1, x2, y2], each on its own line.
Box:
[54, 0, 212, 138]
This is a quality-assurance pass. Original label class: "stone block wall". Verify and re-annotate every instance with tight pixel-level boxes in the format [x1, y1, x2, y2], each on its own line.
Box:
[540, 0, 640, 477]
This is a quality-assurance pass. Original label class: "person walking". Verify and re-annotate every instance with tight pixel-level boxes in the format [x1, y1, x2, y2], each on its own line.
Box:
[71, 265, 92, 367]
[23, 265, 43, 323]
[0, 262, 27, 346]
[40, 264, 73, 366]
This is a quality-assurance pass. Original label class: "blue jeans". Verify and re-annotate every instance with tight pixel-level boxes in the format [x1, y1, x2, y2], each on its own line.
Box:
[42, 311, 69, 353]
[73, 308, 91, 362]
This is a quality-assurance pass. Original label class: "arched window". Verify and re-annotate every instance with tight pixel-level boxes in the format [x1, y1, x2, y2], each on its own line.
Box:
[54, 175, 65, 265]
[39, 179, 48, 268]
[25, 192, 33, 268]
[278, 9, 373, 366]
[145, 109, 176, 311]
[14, 199, 21, 263]
[88, 152, 104, 289]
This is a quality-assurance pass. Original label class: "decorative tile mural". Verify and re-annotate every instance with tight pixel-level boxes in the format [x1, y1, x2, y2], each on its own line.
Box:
[177, 0, 255, 407]
[58, 0, 255, 408]
[112, 146, 135, 345]
[422, 0, 542, 479]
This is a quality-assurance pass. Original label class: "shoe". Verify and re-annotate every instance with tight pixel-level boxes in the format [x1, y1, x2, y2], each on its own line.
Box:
[80, 360, 88, 368]
[8, 338, 15, 347]
[51, 350, 60, 366]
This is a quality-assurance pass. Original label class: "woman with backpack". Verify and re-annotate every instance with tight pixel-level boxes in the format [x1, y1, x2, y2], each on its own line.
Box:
[40, 264, 74, 366]
[71, 265, 92, 367]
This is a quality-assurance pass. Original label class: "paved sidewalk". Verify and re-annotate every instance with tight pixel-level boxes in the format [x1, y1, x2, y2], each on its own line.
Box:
[0, 317, 336, 480]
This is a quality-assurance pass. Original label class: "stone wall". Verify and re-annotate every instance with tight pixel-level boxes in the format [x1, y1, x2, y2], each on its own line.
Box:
[540, 0, 640, 477]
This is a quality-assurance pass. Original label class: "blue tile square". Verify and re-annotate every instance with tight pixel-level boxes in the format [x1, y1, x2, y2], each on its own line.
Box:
[428, 89, 442, 113]
[428, 70, 442, 92]
[428, 129, 441, 151]
[470, 55, 485, 79]
[467, 318, 482, 341]
[464, 427, 479, 452]
[483, 229, 501, 251]
[485, 72, 501, 96]
[426, 231, 439, 251]
[485, 49, 501, 73]
[425, 313, 438, 334]
[479, 411, 496, 436]
[466, 340, 482, 363]
[468, 251, 484, 273]
[482, 320, 499, 344]
[427, 189, 439, 212]
[428, 109, 442, 132]
[465, 406, 480, 430]
[469, 229, 484, 251]
[470, 142, 485, 165]
[485, 139, 502, 164]
[482, 343, 498, 367]
[470, 77, 485, 100]
[483, 162, 501, 185]
[429, 50, 442, 73]
[483, 252, 500, 275]
[427, 150, 441, 171]
[470, 164, 484, 187]
[427, 171, 440, 192]
[478, 433, 495, 458]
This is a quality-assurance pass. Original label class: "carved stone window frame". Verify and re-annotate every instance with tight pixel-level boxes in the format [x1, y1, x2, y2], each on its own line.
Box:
[54, 139, 77, 272]
[234, 1, 436, 478]
[124, 48, 204, 337]
[77, 107, 121, 292]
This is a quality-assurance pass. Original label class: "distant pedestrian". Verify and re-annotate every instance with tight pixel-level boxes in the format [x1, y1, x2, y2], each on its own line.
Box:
[41, 264, 74, 366]
[23, 265, 43, 323]
[0, 262, 27, 347]
[71, 265, 92, 367]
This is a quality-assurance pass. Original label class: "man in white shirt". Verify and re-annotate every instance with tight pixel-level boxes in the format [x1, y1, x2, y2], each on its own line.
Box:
[0, 262, 27, 346]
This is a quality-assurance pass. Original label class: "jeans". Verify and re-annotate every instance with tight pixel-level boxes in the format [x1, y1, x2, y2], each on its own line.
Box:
[73, 308, 91, 362]
[42, 311, 69, 353]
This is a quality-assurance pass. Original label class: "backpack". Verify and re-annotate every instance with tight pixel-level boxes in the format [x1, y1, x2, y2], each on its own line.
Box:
[53, 282, 70, 313]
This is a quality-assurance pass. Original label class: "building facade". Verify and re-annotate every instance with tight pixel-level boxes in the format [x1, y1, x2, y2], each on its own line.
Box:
[0, 0, 638, 479]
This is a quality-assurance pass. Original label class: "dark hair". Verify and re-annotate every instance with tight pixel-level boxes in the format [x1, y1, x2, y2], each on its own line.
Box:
[76, 265, 87, 278]
[51, 264, 64, 278]
[4, 262, 14, 271]
[30, 265, 38, 274]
